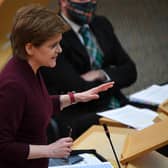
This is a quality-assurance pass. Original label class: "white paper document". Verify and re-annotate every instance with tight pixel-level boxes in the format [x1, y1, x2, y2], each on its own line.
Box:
[77, 153, 102, 165]
[49, 161, 113, 168]
[97, 105, 158, 130]
[129, 84, 168, 105]
[48, 153, 114, 168]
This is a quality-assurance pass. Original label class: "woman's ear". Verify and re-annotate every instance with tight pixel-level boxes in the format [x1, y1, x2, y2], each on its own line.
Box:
[25, 43, 34, 56]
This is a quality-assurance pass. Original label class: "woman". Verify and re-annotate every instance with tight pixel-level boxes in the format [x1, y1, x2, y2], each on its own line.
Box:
[0, 4, 114, 168]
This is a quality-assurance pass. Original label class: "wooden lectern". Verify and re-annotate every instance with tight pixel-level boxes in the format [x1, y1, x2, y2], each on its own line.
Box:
[158, 99, 168, 115]
[73, 121, 168, 168]
[120, 119, 168, 164]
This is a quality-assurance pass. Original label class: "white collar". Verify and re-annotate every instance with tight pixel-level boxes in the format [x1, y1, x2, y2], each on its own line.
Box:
[61, 13, 89, 33]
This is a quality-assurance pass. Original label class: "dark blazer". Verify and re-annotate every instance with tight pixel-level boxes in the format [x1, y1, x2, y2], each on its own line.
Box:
[40, 15, 137, 138]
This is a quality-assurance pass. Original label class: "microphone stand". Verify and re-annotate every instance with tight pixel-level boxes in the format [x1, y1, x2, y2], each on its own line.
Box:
[103, 124, 121, 168]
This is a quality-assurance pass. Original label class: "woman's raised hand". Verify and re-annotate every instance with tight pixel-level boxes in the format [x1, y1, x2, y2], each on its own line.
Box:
[75, 81, 114, 103]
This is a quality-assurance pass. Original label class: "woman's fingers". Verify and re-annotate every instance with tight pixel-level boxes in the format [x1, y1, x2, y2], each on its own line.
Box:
[91, 81, 114, 93]
[49, 137, 73, 158]
[75, 82, 114, 103]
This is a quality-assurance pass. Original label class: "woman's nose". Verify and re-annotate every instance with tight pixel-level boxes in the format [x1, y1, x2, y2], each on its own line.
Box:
[56, 44, 62, 54]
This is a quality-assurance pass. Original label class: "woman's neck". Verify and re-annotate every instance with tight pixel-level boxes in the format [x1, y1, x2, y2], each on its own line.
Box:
[27, 59, 39, 74]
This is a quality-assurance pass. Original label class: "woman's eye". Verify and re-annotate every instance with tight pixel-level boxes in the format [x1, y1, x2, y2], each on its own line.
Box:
[50, 42, 56, 48]
[52, 43, 59, 49]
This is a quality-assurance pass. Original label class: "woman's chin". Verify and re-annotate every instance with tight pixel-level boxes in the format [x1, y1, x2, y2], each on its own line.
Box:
[49, 62, 56, 68]
[45, 61, 56, 68]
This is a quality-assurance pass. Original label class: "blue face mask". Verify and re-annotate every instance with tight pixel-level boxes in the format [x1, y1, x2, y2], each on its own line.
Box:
[66, 0, 97, 25]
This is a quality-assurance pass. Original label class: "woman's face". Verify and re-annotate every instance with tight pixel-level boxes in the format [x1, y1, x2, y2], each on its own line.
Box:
[26, 33, 62, 72]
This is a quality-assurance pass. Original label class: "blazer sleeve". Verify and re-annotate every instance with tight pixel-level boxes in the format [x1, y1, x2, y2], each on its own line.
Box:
[50, 95, 61, 115]
[0, 80, 29, 165]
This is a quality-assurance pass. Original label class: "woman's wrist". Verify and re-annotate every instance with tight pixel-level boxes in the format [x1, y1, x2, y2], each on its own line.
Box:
[28, 145, 49, 159]
[68, 91, 76, 104]
[73, 93, 81, 103]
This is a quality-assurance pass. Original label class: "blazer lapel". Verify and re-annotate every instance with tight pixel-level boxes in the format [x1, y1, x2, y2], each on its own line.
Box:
[63, 30, 91, 64]
[90, 21, 105, 56]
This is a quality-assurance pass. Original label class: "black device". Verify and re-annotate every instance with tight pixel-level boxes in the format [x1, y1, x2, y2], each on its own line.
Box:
[49, 154, 83, 167]
[49, 149, 108, 167]
[69, 155, 84, 164]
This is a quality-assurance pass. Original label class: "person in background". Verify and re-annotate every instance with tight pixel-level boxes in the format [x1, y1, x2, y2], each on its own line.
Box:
[0, 4, 114, 168]
[40, 0, 137, 138]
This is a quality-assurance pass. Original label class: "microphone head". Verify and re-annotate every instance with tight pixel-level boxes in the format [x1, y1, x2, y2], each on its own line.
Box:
[102, 124, 110, 138]
[103, 124, 109, 133]
[103, 124, 108, 131]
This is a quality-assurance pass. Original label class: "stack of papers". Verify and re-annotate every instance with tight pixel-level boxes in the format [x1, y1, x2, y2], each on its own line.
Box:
[129, 84, 168, 105]
[97, 105, 158, 130]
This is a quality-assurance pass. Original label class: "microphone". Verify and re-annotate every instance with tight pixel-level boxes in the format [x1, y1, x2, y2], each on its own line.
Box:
[103, 124, 121, 168]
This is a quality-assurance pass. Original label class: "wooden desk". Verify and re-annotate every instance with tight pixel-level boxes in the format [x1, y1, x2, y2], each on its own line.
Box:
[158, 99, 168, 115]
[73, 125, 168, 168]
[99, 117, 127, 127]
